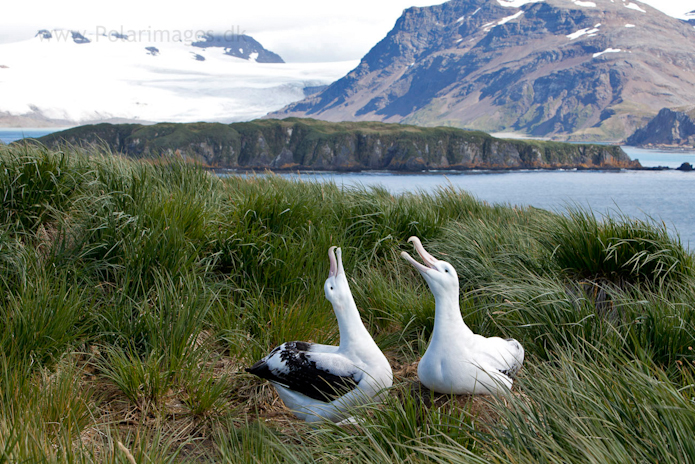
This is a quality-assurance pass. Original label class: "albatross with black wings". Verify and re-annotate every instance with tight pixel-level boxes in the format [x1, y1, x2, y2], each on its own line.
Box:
[246, 246, 393, 423]
[246, 341, 359, 402]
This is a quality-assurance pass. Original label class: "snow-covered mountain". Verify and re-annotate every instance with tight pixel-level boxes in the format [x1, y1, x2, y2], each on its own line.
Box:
[270, 0, 695, 141]
[0, 29, 355, 127]
[191, 33, 284, 63]
[686, 10, 695, 26]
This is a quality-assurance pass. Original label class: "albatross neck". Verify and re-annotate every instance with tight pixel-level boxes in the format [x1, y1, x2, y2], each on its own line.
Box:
[334, 293, 375, 354]
[432, 288, 474, 338]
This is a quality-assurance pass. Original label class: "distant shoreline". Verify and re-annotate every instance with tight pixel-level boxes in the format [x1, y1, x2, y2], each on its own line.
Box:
[3, 127, 694, 152]
[627, 144, 695, 151]
[211, 164, 690, 175]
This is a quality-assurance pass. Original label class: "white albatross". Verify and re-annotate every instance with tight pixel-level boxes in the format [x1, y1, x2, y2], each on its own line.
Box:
[246, 246, 393, 423]
[401, 236, 524, 395]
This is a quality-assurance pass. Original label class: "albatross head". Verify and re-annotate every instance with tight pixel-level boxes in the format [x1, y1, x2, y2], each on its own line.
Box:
[324, 246, 352, 309]
[401, 236, 459, 295]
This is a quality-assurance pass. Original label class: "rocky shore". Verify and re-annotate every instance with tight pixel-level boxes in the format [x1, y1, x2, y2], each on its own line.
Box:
[35, 118, 640, 171]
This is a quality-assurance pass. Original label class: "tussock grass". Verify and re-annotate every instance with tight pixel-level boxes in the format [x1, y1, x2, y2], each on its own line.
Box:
[1, 142, 694, 462]
[542, 208, 693, 288]
[481, 343, 695, 464]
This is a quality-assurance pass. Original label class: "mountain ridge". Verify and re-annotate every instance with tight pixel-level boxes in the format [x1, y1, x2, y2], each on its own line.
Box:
[191, 33, 284, 63]
[269, 0, 695, 142]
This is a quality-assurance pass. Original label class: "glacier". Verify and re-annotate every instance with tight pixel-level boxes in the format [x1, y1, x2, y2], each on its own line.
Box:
[0, 30, 356, 126]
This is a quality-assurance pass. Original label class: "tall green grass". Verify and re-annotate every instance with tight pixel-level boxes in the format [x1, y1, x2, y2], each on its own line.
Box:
[1, 142, 694, 463]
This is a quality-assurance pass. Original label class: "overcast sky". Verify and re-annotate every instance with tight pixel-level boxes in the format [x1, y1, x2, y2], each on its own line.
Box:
[1, 0, 692, 62]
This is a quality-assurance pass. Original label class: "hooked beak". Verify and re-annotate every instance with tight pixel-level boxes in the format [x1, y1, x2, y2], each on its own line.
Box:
[400, 236, 439, 274]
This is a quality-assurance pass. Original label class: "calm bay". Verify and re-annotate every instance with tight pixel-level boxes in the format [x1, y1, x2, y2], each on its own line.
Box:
[3, 129, 694, 246]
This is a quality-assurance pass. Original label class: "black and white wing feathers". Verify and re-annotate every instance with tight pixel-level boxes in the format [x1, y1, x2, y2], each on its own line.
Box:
[246, 341, 360, 402]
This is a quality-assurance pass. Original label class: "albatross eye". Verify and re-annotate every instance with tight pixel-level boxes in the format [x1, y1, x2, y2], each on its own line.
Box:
[330, 286, 334, 290]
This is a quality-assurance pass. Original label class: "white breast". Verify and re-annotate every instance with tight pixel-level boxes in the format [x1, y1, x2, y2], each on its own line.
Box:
[418, 331, 523, 395]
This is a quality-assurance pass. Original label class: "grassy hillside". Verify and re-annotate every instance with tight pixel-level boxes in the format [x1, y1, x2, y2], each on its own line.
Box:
[1, 143, 693, 462]
[35, 118, 638, 171]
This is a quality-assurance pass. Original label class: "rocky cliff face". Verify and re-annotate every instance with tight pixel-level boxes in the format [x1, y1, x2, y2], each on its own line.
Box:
[269, 0, 695, 142]
[35, 119, 638, 170]
[191, 34, 284, 63]
[626, 108, 695, 147]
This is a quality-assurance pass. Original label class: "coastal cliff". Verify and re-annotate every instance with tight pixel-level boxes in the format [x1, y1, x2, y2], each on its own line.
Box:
[35, 118, 638, 171]
[626, 108, 695, 148]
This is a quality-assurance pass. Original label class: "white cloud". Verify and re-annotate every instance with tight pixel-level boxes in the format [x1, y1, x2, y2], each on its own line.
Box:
[0, 0, 443, 62]
[0, 0, 692, 62]
[638, 0, 692, 19]
[0, 31, 357, 123]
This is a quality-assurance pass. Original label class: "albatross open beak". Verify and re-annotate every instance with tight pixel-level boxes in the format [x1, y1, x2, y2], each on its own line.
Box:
[336, 247, 345, 276]
[328, 246, 338, 277]
[400, 236, 439, 274]
[328, 246, 346, 277]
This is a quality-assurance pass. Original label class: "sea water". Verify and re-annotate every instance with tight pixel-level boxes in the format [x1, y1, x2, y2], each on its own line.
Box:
[3, 128, 694, 246]
[0, 128, 61, 144]
[270, 145, 695, 247]
[276, 167, 694, 247]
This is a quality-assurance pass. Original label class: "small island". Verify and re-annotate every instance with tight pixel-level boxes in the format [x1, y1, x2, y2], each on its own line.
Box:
[626, 108, 695, 148]
[35, 118, 639, 171]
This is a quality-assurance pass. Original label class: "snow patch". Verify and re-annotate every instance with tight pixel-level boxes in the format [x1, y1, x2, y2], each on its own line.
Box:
[593, 48, 622, 58]
[456, 16, 465, 23]
[572, 0, 597, 7]
[624, 23, 636, 27]
[456, 38, 464, 43]
[496, 0, 542, 7]
[567, 26, 600, 40]
[249, 52, 259, 62]
[483, 11, 524, 32]
[471, 7, 481, 16]
[498, 11, 524, 25]
[567, 28, 589, 40]
[482, 21, 496, 31]
[624, 2, 646, 12]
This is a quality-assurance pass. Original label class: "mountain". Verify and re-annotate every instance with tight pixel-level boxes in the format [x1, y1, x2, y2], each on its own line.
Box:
[686, 11, 695, 26]
[269, 0, 695, 142]
[191, 33, 284, 63]
[0, 29, 354, 127]
[626, 108, 695, 147]
[33, 118, 638, 171]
